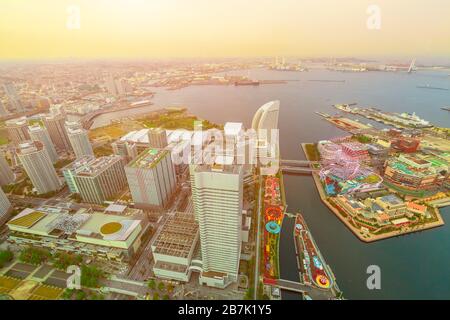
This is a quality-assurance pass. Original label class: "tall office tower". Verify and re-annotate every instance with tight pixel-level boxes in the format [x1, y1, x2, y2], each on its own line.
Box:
[43, 113, 72, 152]
[112, 140, 138, 163]
[67, 127, 94, 159]
[5, 117, 30, 145]
[16, 141, 62, 195]
[74, 156, 127, 205]
[125, 148, 176, 209]
[148, 128, 168, 148]
[62, 156, 96, 193]
[2, 82, 24, 113]
[192, 159, 243, 288]
[28, 124, 58, 163]
[0, 153, 14, 186]
[0, 188, 12, 226]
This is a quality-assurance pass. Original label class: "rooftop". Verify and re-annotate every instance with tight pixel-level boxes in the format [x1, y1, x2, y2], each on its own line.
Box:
[127, 148, 167, 169]
[153, 212, 198, 258]
[75, 156, 121, 177]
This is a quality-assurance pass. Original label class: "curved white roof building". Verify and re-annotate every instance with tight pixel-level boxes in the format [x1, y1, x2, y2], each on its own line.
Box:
[251, 100, 280, 131]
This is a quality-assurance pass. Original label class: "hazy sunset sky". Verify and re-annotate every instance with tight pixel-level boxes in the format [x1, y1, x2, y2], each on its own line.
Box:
[1, 0, 449, 60]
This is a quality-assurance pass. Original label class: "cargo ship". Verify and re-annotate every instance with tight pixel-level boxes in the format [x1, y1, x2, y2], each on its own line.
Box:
[234, 79, 260, 86]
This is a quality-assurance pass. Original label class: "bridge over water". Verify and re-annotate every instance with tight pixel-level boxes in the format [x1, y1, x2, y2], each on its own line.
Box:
[276, 279, 336, 300]
[280, 159, 320, 174]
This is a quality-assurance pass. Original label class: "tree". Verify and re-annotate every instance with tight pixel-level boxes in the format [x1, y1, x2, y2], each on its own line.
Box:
[76, 290, 86, 300]
[80, 265, 103, 288]
[147, 279, 156, 290]
[158, 281, 165, 292]
[153, 292, 159, 300]
[162, 294, 170, 300]
[0, 250, 13, 268]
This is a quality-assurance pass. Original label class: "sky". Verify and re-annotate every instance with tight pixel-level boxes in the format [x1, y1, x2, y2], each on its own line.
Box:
[1, 0, 450, 60]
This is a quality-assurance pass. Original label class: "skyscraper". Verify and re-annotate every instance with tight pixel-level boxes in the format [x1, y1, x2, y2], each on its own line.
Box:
[43, 113, 72, 152]
[112, 140, 138, 163]
[73, 156, 127, 204]
[148, 128, 168, 149]
[0, 153, 14, 186]
[67, 127, 94, 159]
[28, 123, 59, 163]
[0, 188, 12, 226]
[5, 117, 30, 145]
[125, 148, 176, 209]
[16, 141, 62, 195]
[192, 158, 243, 288]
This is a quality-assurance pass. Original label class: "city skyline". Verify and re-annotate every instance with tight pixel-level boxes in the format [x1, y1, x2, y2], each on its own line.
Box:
[1, 0, 450, 60]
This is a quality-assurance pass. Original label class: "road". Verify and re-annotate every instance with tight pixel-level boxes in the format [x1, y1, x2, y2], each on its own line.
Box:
[253, 174, 263, 299]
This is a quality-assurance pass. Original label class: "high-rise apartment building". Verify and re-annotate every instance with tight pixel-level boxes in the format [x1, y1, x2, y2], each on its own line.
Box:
[73, 156, 127, 205]
[125, 148, 176, 209]
[67, 127, 94, 159]
[16, 141, 62, 194]
[148, 128, 168, 149]
[5, 117, 30, 145]
[0, 153, 14, 186]
[0, 188, 12, 226]
[28, 123, 59, 163]
[43, 113, 72, 152]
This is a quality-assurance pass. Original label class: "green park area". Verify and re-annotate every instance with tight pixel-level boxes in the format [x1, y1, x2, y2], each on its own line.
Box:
[139, 109, 222, 131]
[304, 143, 320, 162]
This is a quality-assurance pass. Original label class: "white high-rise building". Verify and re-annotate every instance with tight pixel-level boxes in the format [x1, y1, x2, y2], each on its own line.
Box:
[16, 141, 62, 195]
[148, 128, 168, 149]
[43, 113, 72, 152]
[0, 153, 14, 186]
[192, 159, 243, 288]
[125, 148, 176, 209]
[28, 124, 59, 163]
[0, 188, 12, 226]
[67, 127, 94, 159]
[5, 117, 30, 145]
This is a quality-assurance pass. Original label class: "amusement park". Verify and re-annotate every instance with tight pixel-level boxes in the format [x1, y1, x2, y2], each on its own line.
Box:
[262, 175, 284, 282]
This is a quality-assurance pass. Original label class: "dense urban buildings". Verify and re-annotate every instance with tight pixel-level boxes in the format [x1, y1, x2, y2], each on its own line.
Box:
[16, 141, 62, 195]
[73, 156, 127, 204]
[28, 123, 58, 163]
[125, 148, 176, 209]
[67, 127, 94, 159]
